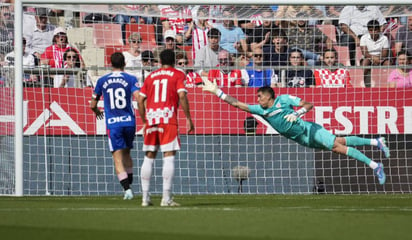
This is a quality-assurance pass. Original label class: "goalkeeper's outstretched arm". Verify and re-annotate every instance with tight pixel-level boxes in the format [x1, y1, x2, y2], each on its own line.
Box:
[202, 78, 250, 113]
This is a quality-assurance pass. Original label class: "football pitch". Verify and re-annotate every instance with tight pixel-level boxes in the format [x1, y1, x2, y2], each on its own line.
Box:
[0, 194, 411, 240]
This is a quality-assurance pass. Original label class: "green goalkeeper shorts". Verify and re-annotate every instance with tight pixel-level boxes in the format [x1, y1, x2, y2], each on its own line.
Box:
[294, 121, 336, 151]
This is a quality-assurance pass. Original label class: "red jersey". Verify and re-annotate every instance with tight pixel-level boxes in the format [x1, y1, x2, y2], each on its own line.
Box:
[41, 44, 81, 68]
[140, 67, 187, 126]
[185, 71, 203, 87]
[314, 68, 352, 88]
[208, 69, 243, 87]
[161, 7, 192, 34]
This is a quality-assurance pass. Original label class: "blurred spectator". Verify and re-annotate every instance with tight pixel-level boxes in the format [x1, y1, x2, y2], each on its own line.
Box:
[175, 52, 202, 87]
[234, 52, 251, 85]
[53, 48, 81, 88]
[136, 50, 156, 86]
[208, 49, 242, 87]
[184, 6, 210, 59]
[360, 20, 390, 87]
[387, 50, 412, 88]
[338, 5, 386, 66]
[395, 15, 412, 56]
[285, 49, 314, 87]
[0, 5, 13, 59]
[123, 32, 142, 68]
[194, 28, 222, 77]
[83, 13, 112, 24]
[41, 27, 84, 87]
[161, 5, 192, 45]
[246, 47, 278, 87]
[152, 29, 187, 63]
[24, 8, 56, 60]
[314, 48, 352, 88]
[247, 6, 279, 50]
[214, 7, 247, 55]
[263, 29, 289, 72]
[3, 38, 38, 87]
[287, 12, 333, 66]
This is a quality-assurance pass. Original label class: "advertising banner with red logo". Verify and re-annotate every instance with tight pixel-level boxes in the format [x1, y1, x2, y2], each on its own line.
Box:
[1, 88, 411, 135]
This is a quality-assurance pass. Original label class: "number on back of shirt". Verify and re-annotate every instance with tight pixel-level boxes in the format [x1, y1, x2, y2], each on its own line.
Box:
[153, 79, 168, 103]
[107, 88, 126, 109]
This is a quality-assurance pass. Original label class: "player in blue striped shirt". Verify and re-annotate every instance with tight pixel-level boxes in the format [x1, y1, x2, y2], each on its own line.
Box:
[90, 52, 141, 199]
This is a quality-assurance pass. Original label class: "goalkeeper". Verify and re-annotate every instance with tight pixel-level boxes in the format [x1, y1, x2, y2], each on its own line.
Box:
[202, 79, 389, 185]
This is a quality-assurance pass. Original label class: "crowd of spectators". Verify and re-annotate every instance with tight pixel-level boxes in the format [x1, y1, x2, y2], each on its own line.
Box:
[1, 3, 412, 88]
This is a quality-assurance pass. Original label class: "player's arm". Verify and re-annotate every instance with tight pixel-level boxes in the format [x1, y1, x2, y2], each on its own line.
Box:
[90, 94, 104, 120]
[202, 78, 251, 113]
[284, 99, 313, 122]
[137, 94, 147, 125]
[178, 91, 195, 133]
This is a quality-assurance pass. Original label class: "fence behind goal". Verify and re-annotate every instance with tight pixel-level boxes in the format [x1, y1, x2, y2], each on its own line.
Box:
[1, 2, 412, 195]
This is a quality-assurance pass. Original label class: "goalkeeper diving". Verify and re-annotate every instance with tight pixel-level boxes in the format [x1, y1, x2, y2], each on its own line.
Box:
[202, 79, 389, 185]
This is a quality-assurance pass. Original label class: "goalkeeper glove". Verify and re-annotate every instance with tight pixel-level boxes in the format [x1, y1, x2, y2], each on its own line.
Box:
[284, 108, 307, 122]
[202, 77, 227, 100]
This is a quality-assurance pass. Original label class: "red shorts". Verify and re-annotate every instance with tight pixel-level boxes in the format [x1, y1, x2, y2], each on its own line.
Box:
[142, 123, 181, 152]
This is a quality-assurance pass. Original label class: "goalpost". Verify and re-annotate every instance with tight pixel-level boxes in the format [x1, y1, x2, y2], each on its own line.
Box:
[2, 0, 411, 196]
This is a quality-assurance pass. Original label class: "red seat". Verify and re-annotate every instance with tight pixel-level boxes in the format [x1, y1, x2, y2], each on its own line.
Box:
[125, 24, 157, 51]
[371, 68, 390, 87]
[104, 45, 128, 66]
[92, 24, 124, 47]
[334, 46, 351, 66]
[181, 45, 193, 67]
[348, 68, 364, 87]
[316, 24, 337, 44]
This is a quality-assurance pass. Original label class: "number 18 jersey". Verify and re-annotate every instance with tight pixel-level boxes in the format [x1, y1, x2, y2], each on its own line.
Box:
[139, 67, 187, 126]
[93, 71, 140, 129]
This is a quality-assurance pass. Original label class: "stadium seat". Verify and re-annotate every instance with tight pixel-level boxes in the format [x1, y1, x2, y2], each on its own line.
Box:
[371, 68, 390, 87]
[92, 24, 124, 47]
[125, 24, 157, 51]
[316, 24, 337, 44]
[104, 45, 129, 66]
[334, 46, 351, 66]
[81, 47, 105, 67]
[348, 68, 364, 87]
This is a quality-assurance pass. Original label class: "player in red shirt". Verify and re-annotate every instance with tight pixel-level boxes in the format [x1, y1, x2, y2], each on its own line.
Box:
[137, 49, 194, 207]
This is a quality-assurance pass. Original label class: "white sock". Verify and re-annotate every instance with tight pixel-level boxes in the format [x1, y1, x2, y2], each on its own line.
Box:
[162, 156, 175, 201]
[141, 156, 154, 200]
[369, 160, 379, 169]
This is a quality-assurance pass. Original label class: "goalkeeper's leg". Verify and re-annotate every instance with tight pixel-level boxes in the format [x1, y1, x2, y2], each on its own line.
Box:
[342, 136, 390, 158]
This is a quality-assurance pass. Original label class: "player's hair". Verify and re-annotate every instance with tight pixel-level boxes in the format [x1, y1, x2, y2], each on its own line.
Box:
[257, 86, 275, 99]
[160, 49, 176, 66]
[110, 52, 126, 69]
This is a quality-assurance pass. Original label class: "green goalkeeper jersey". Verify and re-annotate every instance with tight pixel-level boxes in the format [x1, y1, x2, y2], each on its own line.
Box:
[248, 94, 306, 140]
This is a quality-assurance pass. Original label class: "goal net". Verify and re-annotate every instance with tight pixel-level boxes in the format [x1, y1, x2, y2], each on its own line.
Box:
[1, 1, 411, 196]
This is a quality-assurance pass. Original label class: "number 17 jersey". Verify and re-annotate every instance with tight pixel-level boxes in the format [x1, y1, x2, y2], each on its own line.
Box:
[139, 67, 187, 126]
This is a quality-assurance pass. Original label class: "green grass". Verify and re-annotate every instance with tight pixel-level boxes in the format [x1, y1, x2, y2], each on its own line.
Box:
[0, 194, 411, 240]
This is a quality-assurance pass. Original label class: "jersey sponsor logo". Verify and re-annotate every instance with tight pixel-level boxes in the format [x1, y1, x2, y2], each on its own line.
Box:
[107, 115, 132, 124]
[146, 107, 175, 125]
[266, 109, 283, 117]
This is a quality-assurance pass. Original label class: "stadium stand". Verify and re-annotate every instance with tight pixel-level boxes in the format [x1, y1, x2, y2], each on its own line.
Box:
[92, 23, 124, 47]
[125, 23, 157, 51]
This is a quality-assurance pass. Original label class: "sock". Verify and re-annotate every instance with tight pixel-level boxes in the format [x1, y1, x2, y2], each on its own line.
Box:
[141, 156, 154, 200]
[117, 172, 129, 191]
[162, 156, 175, 201]
[126, 168, 133, 185]
[345, 136, 373, 147]
[346, 147, 372, 166]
